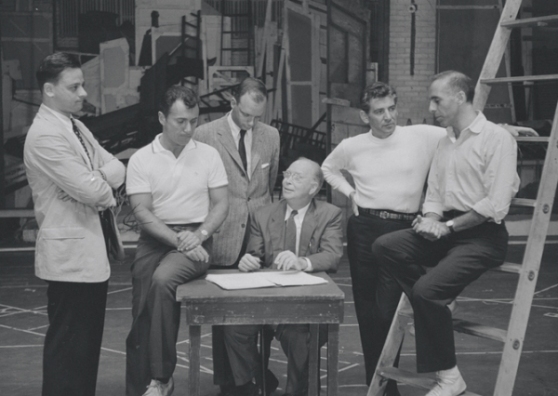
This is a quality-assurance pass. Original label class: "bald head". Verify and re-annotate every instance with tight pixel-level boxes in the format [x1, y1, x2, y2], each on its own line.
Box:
[282, 158, 323, 209]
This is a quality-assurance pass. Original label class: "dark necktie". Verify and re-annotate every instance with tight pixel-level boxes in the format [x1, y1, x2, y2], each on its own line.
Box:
[285, 210, 298, 255]
[71, 118, 93, 168]
[238, 129, 248, 171]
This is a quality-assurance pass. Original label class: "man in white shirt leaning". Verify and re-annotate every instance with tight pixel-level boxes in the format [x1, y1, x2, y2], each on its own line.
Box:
[372, 70, 519, 396]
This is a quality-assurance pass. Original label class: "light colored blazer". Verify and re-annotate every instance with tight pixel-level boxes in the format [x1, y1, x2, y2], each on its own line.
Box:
[194, 115, 280, 265]
[248, 199, 344, 272]
[24, 104, 126, 282]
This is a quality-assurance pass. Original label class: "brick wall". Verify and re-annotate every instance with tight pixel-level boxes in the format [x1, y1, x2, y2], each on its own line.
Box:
[388, 0, 437, 125]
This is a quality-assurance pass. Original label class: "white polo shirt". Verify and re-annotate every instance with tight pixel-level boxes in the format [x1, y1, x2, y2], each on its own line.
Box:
[126, 135, 228, 224]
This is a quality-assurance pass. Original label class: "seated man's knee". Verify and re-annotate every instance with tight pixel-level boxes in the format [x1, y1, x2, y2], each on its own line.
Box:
[276, 324, 308, 344]
[151, 267, 174, 294]
[411, 278, 438, 303]
[224, 325, 259, 345]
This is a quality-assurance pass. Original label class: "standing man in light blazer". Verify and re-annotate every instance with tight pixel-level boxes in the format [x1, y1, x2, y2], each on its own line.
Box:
[24, 52, 126, 396]
[194, 77, 280, 394]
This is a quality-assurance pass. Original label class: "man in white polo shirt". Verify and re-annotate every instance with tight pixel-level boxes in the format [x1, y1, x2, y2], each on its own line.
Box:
[125, 85, 229, 396]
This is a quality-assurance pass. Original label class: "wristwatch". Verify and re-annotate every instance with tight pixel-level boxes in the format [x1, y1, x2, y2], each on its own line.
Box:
[200, 229, 209, 240]
[445, 220, 455, 234]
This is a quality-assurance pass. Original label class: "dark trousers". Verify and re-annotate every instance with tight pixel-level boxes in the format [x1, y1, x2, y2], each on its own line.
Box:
[275, 324, 328, 396]
[42, 280, 108, 396]
[347, 213, 412, 385]
[372, 222, 508, 372]
[212, 222, 259, 388]
[126, 229, 210, 396]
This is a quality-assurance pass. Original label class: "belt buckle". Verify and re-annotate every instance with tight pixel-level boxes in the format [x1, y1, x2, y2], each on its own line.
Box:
[380, 211, 388, 219]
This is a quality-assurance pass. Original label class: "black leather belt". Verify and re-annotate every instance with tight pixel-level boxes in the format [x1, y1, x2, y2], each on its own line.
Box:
[358, 207, 417, 221]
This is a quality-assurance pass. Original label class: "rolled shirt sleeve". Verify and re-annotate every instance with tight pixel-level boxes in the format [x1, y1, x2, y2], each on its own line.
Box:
[472, 129, 519, 222]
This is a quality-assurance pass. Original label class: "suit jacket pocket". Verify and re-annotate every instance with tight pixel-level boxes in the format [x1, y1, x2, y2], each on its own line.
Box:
[39, 227, 86, 274]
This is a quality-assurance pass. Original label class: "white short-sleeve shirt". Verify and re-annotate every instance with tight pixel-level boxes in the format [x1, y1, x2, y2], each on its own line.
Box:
[127, 135, 228, 224]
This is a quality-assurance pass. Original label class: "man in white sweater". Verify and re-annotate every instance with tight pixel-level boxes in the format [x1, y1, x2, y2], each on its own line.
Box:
[321, 82, 445, 395]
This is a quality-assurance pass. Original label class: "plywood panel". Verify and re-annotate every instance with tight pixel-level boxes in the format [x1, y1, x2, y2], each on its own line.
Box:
[438, 7, 512, 123]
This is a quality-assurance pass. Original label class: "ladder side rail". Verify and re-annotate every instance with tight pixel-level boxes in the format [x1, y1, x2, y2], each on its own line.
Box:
[473, 0, 522, 110]
[367, 294, 409, 396]
[494, 101, 558, 396]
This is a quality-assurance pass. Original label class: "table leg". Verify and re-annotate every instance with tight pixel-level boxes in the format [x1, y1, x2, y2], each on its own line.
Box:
[308, 324, 320, 395]
[189, 325, 201, 396]
[327, 324, 339, 396]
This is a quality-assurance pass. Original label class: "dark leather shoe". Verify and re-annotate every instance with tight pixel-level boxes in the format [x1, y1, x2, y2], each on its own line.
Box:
[218, 384, 235, 396]
[232, 381, 259, 396]
[260, 369, 279, 395]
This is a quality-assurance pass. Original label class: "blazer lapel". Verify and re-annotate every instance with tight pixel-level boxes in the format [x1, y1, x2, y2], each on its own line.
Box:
[269, 201, 288, 259]
[298, 200, 317, 257]
[217, 117, 247, 174]
[249, 124, 263, 177]
[40, 108, 93, 170]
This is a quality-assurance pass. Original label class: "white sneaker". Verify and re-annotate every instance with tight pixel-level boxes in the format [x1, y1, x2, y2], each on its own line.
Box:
[143, 377, 174, 396]
[425, 367, 466, 396]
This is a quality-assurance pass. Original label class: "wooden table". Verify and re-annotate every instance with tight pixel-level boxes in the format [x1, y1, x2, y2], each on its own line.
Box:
[176, 270, 345, 396]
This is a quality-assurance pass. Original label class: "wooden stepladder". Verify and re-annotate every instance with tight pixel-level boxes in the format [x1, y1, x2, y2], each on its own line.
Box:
[368, 1, 558, 395]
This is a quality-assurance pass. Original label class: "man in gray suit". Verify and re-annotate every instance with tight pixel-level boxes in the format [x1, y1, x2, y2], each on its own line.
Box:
[194, 77, 280, 266]
[194, 77, 280, 394]
[226, 158, 343, 396]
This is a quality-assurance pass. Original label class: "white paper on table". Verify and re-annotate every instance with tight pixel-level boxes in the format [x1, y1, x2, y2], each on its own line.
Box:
[205, 273, 276, 290]
[205, 271, 328, 290]
[262, 271, 328, 287]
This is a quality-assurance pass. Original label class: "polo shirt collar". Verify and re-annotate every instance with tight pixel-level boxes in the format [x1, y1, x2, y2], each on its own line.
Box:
[152, 133, 197, 154]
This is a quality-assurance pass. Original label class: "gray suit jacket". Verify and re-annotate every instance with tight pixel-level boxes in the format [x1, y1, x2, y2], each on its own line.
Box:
[248, 199, 344, 272]
[194, 115, 280, 265]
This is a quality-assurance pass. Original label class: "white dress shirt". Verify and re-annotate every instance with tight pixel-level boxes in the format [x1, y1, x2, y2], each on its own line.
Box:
[227, 112, 253, 178]
[285, 202, 313, 271]
[422, 112, 520, 223]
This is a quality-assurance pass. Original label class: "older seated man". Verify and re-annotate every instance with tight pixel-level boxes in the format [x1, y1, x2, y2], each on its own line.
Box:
[221, 158, 343, 396]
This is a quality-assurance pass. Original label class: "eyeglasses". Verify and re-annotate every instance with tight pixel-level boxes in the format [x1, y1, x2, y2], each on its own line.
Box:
[282, 171, 304, 183]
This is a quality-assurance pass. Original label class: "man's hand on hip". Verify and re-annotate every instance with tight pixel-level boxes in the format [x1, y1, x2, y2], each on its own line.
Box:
[239, 254, 262, 272]
[349, 191, 359, 216]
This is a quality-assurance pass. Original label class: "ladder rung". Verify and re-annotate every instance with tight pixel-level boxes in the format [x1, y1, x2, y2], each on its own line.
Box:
[221, 48, 250, 52]
[502, 15, 558, 29]
[452, 318, 507, 342]
[480, 74, 558, 84]
[379, 367, 436, 390]
[378, 368, 483, 395]
[221, 31, 251, 34]
[516, 136, 550, 143]
[511, 198, 536, 207]
[222, 13, 250, 17]
[491, 262, 522, 274]
[398, 309, 413, 318]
